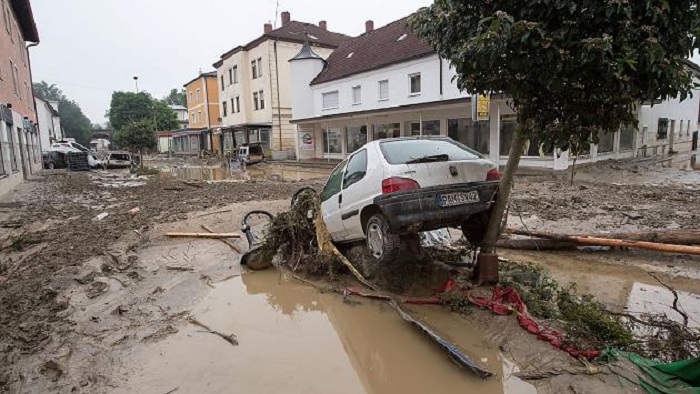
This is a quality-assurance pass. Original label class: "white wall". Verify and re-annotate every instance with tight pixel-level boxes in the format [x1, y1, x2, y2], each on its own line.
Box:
[637, 89, 700, 154]
[299, 54, 468, 120]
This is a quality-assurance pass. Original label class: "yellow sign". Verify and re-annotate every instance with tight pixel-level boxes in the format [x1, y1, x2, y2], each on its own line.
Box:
[477, 94, 490, 121]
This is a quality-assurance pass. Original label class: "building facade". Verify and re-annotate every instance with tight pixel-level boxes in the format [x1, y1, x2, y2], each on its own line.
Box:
[290, 16, 700, 170]
[168, 104, 189, 129]
[35, 96, 61, 150]
[1, 0, 40, 197]
[213, 11, 348, 159]
[176, 71, 221, 155]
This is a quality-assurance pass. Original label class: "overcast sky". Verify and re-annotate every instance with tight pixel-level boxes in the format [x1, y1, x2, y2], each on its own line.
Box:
[28, 0, 431, 124]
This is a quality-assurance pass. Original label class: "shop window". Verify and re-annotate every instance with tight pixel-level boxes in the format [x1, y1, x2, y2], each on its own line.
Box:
[323, 128, 342, 154]
[406, 120, 440, 136]
[598, 130, 614, 154]
[346, 126, 368, 153]
[448, 118, 490, 154]
[620, 124, 635, 151]
[372, 123, 400, 140]
[657, 118, 669, 139]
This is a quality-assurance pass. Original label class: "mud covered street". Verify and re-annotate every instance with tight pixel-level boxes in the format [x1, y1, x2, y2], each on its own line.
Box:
[0, 160, 698, 393]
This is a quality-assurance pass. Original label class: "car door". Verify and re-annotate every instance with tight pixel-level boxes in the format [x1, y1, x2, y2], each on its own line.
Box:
[320, 160, 347, 242]
[339, 149, 370, 241]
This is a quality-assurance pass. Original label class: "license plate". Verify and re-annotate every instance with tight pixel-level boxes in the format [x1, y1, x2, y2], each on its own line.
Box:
[436, 191, 480, 207]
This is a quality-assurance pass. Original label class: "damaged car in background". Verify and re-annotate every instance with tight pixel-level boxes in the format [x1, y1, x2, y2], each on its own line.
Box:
[320, 137, 500, 270]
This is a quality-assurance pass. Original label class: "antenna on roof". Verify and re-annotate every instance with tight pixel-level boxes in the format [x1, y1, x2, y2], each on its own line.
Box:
[274, 0, 280, 29]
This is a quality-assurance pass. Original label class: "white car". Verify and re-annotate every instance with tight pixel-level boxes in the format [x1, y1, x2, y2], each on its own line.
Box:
[104, 152, 133, 168]
[320, 137, 500, 268]
[50, 141, 102, 168]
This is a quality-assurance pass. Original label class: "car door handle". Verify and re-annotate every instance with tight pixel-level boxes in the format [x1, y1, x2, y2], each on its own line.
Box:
[338, 194, 343, 205]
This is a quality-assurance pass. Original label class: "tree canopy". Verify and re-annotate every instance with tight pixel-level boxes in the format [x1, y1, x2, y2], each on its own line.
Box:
[107, 91, 179, 132]
[33, 81, 92, 145]
[410, 0, 700, 256]
[113, 119, 157, 152]
[163, 88, 187, 107]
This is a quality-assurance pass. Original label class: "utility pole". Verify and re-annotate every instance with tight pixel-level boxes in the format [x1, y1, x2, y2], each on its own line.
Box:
[133, 76, 139, 93]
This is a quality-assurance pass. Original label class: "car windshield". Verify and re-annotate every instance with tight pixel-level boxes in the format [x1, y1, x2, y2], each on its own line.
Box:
[111, 154, 130, 160]
[379, 138, 481, 165]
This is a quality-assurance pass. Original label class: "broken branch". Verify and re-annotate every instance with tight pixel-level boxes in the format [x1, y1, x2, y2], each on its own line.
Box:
[647, 272, 690, 327]
[188, 317, 238, 346]
[200, 224, 242, 253]
[166, 232, 241, 239]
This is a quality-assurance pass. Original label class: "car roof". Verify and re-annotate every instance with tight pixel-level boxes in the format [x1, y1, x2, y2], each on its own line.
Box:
[368, 136, 449, 146]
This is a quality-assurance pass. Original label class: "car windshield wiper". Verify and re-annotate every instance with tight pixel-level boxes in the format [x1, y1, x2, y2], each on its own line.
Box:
[405, 154, 449, 164]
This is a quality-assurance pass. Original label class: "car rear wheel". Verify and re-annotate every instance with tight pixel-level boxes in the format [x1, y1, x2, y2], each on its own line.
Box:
[461, 210, 491, 247]
[365, 213, 400, 267]
[47, 162, 55, 170]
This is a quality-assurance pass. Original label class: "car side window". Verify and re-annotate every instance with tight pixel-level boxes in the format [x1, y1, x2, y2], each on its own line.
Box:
[343, 150, 367, 190]
[321, 161, 347, 202]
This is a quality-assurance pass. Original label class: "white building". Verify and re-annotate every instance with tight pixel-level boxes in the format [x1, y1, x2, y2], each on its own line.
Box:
[213, 11, 348, 159]
[290, 16, 700, 169]
[169, 104, 189, 130]
[35, 97, 62, 151]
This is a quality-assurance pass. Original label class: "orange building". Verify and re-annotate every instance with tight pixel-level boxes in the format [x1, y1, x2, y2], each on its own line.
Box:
[176, 72, 222, 154]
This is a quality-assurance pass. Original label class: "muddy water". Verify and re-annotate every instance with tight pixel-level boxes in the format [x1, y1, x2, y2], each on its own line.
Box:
[627, 282, 700, 328]
[158, 165, 329, 182]
[117, 269, 534, 394]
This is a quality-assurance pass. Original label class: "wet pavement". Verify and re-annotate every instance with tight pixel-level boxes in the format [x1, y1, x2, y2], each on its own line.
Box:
[117, 269, 535, 394]
[158, 165, 330, 182]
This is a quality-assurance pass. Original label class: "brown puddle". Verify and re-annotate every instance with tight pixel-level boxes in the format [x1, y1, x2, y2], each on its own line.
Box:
[158, 165, 330, 182]
[116, 269, 534, 394]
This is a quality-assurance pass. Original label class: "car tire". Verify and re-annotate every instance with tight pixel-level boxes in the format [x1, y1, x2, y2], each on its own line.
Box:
[48, 162, 55, 170]
[365, 213, 400, 267]
[461, 210, 491, 247]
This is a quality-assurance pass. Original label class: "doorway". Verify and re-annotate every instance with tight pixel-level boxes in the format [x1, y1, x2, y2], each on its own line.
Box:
[692, 131, 698, 151]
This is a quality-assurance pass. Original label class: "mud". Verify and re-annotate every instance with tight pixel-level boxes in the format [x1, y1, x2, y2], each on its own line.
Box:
[158, 165, 330, 182]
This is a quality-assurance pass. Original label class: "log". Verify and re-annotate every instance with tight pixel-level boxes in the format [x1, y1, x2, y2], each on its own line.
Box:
[496, 238, 580, 251]
[504, 230, 700, 256]
[507, 229, 700, 245]
[200, 224, 242, 253]
[166, 232, 240, 239]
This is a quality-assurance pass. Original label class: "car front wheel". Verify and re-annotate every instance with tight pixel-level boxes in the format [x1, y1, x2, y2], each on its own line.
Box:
[365, 213, 400, 267]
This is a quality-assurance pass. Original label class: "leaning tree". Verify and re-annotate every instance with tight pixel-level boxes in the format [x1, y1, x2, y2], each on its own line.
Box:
[411, 0, 700, 262]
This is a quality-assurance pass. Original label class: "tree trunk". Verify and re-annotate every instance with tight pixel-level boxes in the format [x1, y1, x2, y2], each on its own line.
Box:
[481, 129, 528, 254]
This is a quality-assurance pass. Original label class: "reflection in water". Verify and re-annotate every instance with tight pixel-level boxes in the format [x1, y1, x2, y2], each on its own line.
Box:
[119, 270, 534, 394]
[627, 282, 700, 328]
[158, 165, 329, 182]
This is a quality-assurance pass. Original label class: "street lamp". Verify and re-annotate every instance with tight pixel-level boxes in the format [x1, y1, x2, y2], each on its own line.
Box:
[133, 76, 139, 93]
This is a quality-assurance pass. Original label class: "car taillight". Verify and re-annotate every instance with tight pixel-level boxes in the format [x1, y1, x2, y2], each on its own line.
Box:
[486, 168, 501, 181]
[382, 177, 420, 194]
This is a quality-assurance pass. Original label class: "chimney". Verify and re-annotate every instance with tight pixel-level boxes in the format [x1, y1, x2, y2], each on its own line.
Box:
[281, 11, 291, 26]
[319, 20, 327, 30]
[365, 20, 374, 33]
[264, 23, 273, 33]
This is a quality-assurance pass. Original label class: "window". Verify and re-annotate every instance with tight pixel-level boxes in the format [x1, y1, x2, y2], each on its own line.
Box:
[197, 111, 202, 123]
[233, 66, 238, 83]
[378, 80, 389, 101]
[352, 86, 361, 105]
[231, 98, 235, 114]
[379, 138, 479, 165]
[253, 92, 259, 110]
[598, 130, 614, 154]
[222, 101, 228, 117]
[189, 92, 193, 105]
[251, 60, 257, 79]
[323, 128, 342, 154]
[235, 96, 240, 113]
[320, 161, 347, 202]
[620, 124, 635, 152]
[248, 128, 270, 149]
[257, 58, 263, 77]
[346, 125, 368, 153]
[196, 89, 201, 103]
[8, 124, 17, 172]
[343, 150, 368, 189]
[657, 118, 669, 139]
[322, 91, 339, 110]
[191, 112, 195, 124]
[259, 90, 265, 110]
[406, 120, 440, 136]
[372, 123, 400, 140]
[220, 75, 225, 91]
[409, 73, 421, 95]
[228, 68, 233, 85]
[11, 61, 18, 95]
[448, 119, 489, 154]
[0, 125, 5, 175]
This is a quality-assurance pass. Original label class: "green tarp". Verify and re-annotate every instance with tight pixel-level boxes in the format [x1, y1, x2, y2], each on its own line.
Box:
[599, 348, 700, 394]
